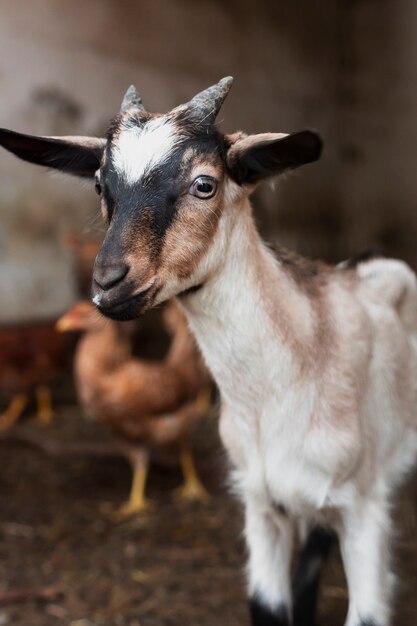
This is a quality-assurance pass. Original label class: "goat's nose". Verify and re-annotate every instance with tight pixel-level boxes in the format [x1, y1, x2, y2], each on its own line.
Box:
[94, 263, 129, 291]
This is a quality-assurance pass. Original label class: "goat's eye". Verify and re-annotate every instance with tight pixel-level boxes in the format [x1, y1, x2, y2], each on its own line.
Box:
[189, 176, 217, 199]
[95, 180, 102, 196]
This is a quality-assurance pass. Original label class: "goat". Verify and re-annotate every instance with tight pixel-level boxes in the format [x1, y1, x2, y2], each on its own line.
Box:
[1, 78, 417, 626]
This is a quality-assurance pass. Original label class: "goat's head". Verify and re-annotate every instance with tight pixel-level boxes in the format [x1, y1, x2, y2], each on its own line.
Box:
[0, 78, 322, 320]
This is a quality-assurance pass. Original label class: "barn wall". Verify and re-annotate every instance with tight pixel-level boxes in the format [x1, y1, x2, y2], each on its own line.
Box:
[336, 0, 417, 268]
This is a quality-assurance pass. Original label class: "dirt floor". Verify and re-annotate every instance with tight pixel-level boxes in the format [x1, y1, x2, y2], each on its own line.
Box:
[0, 405, 416, 626]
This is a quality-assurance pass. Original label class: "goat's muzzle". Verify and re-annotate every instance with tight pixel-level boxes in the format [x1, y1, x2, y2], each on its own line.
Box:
[91, 276, 157, 321]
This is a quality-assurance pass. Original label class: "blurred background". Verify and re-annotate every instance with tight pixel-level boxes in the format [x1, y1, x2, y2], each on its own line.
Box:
[2, 0, 417, 322]
[0, 1, 416, 625]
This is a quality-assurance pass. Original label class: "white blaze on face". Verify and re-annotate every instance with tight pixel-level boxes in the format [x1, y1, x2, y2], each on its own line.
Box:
[112, 118, 178, 184]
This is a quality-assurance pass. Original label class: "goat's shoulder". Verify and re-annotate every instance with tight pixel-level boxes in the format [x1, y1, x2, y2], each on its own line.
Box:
[273, 245, 331, 297]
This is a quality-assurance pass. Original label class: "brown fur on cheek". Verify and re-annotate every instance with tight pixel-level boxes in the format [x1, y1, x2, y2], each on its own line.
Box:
[157, 154, 225, 283]
[158, 186, 224, 283]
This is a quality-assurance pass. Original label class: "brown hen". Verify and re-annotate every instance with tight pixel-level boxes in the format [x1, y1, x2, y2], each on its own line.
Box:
[57, 300, 212, 517]
[0, 322, 73, 430]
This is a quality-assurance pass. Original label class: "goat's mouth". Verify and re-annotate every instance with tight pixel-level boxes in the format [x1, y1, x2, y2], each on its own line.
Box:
[94, 285, 156, 321]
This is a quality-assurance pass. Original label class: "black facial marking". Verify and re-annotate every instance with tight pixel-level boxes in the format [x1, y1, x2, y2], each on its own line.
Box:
[102, 183, 115, 223]
[249, 598, 290, 626]
[102, 143, 187, 257]
[101, 113, 225, 257]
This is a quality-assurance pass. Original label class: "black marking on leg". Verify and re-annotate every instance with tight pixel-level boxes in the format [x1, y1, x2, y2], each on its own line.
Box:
[272, 501, 288, 516]
[249, 597, 290, 626]
[292, 527, 336, 626]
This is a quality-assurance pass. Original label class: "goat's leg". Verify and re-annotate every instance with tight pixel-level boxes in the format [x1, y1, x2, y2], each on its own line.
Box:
[292, 525, 336, 626]
[339, 499, 393, 626]
[245, 499, 294, 626]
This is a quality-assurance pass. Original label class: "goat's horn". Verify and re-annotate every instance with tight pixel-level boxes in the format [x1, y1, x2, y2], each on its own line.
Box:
[186, 76, 233, 124]
[120, 85, 145, 114]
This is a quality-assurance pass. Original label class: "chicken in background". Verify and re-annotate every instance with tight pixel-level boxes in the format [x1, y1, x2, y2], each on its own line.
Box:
[0, 322, 74, 430]
[0, 234, 110, 432]
[56, 300, 212, 518]
[0, 233, 101, 432]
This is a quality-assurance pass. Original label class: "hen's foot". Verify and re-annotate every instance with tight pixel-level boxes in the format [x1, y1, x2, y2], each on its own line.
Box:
[113, 496, 153, 521]
[174, 446, 210, 503]
[173, 478, 210, 503]
[36, 386, 55, 425]
[0, 393, 28, 431]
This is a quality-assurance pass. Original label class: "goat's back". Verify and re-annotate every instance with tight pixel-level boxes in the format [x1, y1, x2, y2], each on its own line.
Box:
[355, 258, 417, 334]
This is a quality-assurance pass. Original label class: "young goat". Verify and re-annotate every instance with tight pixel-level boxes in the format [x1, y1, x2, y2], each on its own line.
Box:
[1, 78, 417, 626]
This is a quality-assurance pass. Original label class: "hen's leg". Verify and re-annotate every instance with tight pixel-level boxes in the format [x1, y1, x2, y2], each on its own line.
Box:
[195, 387, 212, 414]
[174, 443, 209, 503]
[36, 385, 55, 425]
[0, 393, 28, 431]
[114, 447, 151, 519]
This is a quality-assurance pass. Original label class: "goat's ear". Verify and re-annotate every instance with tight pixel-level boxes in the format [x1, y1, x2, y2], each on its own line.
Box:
[0, 129, 105, 178]
[226, 130, 322, 186]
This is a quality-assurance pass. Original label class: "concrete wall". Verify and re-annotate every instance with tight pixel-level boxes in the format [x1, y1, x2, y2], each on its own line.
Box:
[0, 0, 415, 322]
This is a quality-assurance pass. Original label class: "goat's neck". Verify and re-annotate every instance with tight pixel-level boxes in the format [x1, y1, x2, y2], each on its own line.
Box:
[180, 198, 314, 415]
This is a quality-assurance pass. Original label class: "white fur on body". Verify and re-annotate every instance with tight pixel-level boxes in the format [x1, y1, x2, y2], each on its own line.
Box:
[179, 191, 417, 625]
